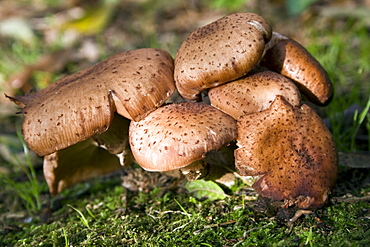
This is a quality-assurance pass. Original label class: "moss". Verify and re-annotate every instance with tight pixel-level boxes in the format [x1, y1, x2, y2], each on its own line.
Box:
[1, 177, 369, 246]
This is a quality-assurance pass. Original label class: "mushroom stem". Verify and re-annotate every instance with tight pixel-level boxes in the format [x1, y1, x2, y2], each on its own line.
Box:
[288, 210, 313, 223]
[179, 144, 238, 182]
[180, 160, 208, 181]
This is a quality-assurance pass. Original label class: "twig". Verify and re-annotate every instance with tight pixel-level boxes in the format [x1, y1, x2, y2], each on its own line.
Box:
[332, 195, 370, 203]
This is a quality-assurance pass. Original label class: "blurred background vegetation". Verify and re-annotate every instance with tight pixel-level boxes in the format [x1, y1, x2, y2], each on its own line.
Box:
[0, 0, 369, 246]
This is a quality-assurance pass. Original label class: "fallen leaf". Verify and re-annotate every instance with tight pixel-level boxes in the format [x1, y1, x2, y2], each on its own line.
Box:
[185, 180, 228, 201]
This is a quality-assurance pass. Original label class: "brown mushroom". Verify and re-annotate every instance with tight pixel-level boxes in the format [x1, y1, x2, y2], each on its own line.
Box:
[43, 113, 133, 195]
[208, 70, 301, 119]
[129, 102, 237, 180]
[235, 96, 338, 209]
[174, 12, 272, 100]
[7, 48, 175, 156]
[261, 35, 333, 105]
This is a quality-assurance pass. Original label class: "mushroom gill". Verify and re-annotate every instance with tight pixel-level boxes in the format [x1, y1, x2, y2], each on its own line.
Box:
[43, 113, 133, 195]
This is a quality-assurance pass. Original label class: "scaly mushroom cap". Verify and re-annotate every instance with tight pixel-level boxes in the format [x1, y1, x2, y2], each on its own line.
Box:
[9, 48, 175, 156]
[174, 12, 272, 100]
[235, 96, 337, 209]
[208, 70, 301, 119]
[129, 102, 237, 172]
[261, 38, 333, 105]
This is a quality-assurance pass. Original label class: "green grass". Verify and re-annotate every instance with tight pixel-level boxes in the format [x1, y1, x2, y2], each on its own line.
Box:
[2, 179, 370, 246]
[305, 19, 370, 151]
[1, 1, 370, 246]
[1, 130, 45, 215]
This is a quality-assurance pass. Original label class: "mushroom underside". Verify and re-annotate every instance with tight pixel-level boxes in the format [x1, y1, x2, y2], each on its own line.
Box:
[43, 113, 133, 195]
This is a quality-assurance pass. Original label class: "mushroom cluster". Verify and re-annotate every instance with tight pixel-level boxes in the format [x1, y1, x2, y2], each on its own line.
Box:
[9, 12, 337, 209]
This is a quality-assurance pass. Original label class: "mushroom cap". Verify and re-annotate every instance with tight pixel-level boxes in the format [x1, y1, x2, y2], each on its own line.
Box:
[9, 48, 175, 156]
[261, 38, 333, 105]
[235, 96, 338, 209]
[208, 70, 301, 119]
[174, 12, 272, 100]
[129, 102, 237, 172]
